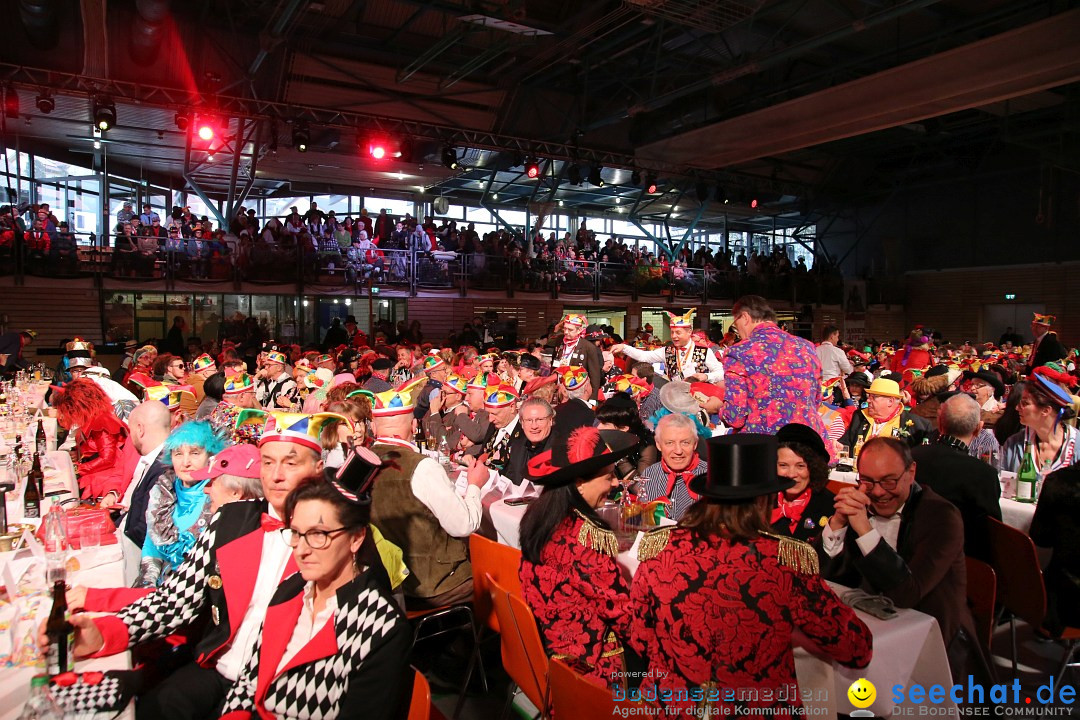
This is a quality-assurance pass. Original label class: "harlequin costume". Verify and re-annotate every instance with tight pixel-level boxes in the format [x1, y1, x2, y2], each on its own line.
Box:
[518, 427, 642, 687]
[629, 434, 872, 717]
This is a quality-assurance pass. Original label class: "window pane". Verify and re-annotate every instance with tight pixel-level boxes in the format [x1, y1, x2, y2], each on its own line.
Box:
[365, 195, 415, 220]
[34, 155, 94, 179]
[312, 194, 350, 217]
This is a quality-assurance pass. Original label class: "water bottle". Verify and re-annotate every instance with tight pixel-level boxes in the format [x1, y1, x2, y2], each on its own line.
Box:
[17, 675, 64, 720]
[42, 506, 69, 586]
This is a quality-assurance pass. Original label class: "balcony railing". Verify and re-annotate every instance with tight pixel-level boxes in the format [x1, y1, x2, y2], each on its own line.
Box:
[4, 232, 859, 304]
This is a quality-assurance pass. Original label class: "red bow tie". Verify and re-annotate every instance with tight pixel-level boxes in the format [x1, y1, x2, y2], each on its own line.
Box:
[261, 513, 284, 532]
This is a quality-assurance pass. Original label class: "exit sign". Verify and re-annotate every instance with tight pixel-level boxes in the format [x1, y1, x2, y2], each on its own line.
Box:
[1005, 294, 1016, 300]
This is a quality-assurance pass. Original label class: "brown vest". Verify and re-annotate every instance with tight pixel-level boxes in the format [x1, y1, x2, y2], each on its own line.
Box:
[370, 442, 471, 598]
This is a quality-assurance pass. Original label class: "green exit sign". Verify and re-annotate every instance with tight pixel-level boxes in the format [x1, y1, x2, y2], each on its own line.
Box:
[1005, 293, 1016, 300]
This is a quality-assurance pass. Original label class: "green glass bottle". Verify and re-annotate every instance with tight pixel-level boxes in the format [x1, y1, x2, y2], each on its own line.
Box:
[1016, 439, 1038, 503]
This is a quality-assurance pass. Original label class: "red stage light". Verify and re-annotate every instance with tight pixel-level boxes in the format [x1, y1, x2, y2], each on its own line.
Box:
[526, 163, 540, 179]
[197, 124, 214, 141]
[751, 198, 759, 209]
[370, 144, 386, 159]
[647, 183, 657, 193]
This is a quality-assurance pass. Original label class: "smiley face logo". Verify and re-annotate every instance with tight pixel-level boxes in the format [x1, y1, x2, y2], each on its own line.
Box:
[847, 678, 876, 709]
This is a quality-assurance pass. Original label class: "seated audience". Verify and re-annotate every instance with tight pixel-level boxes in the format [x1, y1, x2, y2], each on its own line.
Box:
[840, 378, 933, 449]
[637, 413, 708, 521]
[772, 422, 835, 550]
[1000, 373, 1080, 476]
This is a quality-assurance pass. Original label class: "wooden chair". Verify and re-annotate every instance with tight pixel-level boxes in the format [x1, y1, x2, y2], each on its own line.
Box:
[489, 573, 550, 719]
[470, 533, 523, 634]
[986, 518, 1080, 686]
[965, 555, 997, 653]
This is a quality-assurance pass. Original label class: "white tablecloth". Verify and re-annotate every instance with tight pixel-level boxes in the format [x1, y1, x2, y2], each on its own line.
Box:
[0, 545, 133, 720]
[487, 501, 956, 719]
[999, 497, 1036, 534]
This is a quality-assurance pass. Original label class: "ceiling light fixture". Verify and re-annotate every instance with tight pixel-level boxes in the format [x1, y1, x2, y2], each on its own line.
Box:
[442, 146, 459, 169]
[35, 91, 54, 114]
[174, 113, 189, 131]
[525, 158, 540, 179]
[293, 123, 310, 152]
[3, 86, 18, 119]
[588, 165, 604, 187]
[92, 96, 116, 131]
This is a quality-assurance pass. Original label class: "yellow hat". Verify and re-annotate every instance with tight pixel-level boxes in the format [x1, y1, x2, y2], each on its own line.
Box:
[866, 378, 903, 399]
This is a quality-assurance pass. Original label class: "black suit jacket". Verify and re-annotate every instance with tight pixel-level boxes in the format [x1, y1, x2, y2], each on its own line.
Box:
[1030, 464, 1080, 632]
[911, 442, 1001, 561]
[123, 456, 168, 549]
[1027, 331, 1068, 374]
[823, 484, 975, 647]
[504, 430, 553, 485]
[548, 333, 604, 401]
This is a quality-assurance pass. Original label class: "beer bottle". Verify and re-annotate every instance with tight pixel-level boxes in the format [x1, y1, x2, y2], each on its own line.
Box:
[29, 452, 44, 499]
[35, 418, 47, 457]
[45, 580, 74, 676]
[1016, 439, 1038, 503]
[23, 457, 41, 519]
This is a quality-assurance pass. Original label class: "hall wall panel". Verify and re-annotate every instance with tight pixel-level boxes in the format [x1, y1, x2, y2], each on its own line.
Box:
[0, 286, 103, 363]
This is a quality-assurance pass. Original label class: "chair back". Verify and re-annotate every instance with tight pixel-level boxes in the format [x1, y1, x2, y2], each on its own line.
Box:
[471, 533, 523, 633]
[488, 573, 549, 714]
[986, 517, 1046, 627]
[964, 555, 997, 651]
[407, 667, 431, 720]
[549, 658, 639, 718]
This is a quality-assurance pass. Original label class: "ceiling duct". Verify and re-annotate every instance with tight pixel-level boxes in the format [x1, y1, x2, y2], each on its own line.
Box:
[130, 0, 171, 65]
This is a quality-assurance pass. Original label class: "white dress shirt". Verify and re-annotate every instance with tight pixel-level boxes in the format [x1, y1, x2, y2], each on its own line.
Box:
[121, 442, 164, 511]
[816, 341, 853, 381]
[215, 505, 294, 682]
[277, 582, 337, 674]
[821, 505, 906, 558]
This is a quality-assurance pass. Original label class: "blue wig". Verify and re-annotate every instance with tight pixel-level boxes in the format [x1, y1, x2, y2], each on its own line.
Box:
[648, 407, 711, 438]
[163, 421, 227, 466]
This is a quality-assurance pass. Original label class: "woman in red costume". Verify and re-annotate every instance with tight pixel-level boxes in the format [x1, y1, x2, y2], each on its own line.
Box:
[53, 378, 134, 502]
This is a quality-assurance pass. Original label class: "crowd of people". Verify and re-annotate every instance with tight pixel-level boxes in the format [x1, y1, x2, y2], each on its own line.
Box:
[4, 294, 1077, 719]
[2, 200, 844, 301]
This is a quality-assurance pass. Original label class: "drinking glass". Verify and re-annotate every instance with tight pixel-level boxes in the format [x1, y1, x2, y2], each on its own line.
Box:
[81, 522, 102, 550]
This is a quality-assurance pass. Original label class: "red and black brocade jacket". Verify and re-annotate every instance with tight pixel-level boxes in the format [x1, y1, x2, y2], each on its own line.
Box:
[519, 512, 630, 687]
[628, 529, 873, 715]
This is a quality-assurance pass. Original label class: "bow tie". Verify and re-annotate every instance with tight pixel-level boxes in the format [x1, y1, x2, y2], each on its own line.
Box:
[261, 513, 284, 533]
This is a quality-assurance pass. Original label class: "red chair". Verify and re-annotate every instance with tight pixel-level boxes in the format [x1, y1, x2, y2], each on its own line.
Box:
[549, 658, 644, 718]
[986, 518, 1080, 685]
[965, 555, 997, 654]
[407, 667, 432, 720]
[470, 533, 523, 634]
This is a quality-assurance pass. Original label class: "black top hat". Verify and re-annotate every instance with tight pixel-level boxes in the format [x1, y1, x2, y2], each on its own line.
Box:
[776, 423, 829, 464]
[584, 324, 609, 340]
[324, 446, 382, 509]
[845, 372, 871, 389]
[518, 353, 541, 372]
[689, 434, 793, 501]
[527, 428, 639, 487]
[962, 369, 1005, 399]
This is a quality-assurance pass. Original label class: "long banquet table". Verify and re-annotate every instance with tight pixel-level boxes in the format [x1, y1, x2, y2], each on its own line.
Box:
[487, 498, 958, 719]
[0, 542, 134, 720]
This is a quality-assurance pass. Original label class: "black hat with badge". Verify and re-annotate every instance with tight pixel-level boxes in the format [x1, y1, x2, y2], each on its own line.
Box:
[689, 434, 793, 501]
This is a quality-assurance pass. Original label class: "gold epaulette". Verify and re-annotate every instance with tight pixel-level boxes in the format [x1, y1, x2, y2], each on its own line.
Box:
[576, 512, 620, 558]
[761, 532, 820, 575]
[636, 526, 672, 562]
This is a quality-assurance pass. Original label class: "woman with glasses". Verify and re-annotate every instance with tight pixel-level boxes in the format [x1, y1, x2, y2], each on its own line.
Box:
[1000, 372, 1080, 477]
[138, 420, 226, 588]
[219, 451, 411, 720]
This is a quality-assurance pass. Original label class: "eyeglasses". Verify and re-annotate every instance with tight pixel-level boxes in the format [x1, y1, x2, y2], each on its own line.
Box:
[521, 416, 553, 424]
[856, 466, 911, 492]
[281, 527, 350, 549]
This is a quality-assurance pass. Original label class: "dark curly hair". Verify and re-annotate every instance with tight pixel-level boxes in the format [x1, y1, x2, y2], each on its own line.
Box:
[777, 441, 829, 493]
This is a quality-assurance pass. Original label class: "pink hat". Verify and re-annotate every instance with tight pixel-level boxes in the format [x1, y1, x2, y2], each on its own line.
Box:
[190, 444, 262, 481]
[331, 372, 357, 387]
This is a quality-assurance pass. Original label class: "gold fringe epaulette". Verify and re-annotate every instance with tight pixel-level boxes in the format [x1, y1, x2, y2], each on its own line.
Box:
[576, 513, 620, 558]
[636, 527, 672, 562]
[761, 532, 820, 575]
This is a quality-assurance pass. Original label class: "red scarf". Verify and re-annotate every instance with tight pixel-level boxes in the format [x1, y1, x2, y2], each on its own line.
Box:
[661, 454, 701, 501]
[771, 490, 811, 526]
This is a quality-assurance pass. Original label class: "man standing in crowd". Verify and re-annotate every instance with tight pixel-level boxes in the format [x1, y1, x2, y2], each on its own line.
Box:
[612, 308, 724, 385]
[1026, 312, 1067, 374]
[912, 393, 1001, 560]
[721, 295, 824, 436]
[368, 384, 487, 608]
[817, 324, 853, 382]
[823, 437, 976, 674]
[256, 350, 297, 409]
[637, 413, 708, 521]
[546, 313, 604, 401]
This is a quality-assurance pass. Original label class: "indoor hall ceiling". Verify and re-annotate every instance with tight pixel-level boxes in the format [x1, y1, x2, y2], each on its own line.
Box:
[1, 0, 1077, 223]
